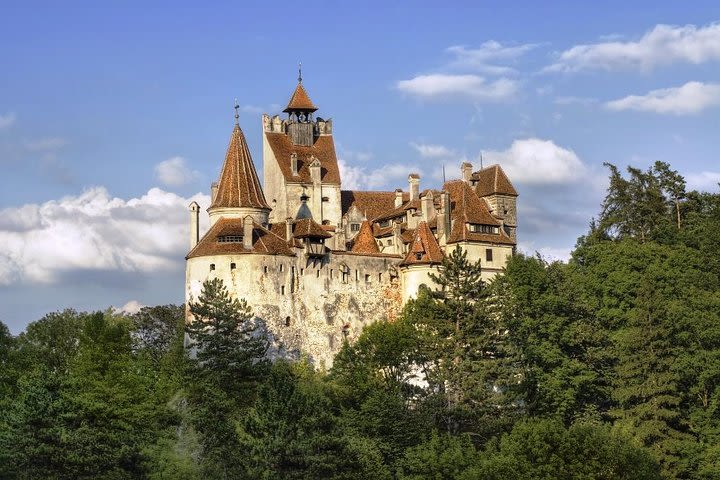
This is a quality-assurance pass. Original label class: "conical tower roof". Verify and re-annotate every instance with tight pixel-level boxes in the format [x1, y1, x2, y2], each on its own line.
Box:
[210, 124, 270, 210]
[351, 221, 380, 254]
[283, 82, 318, 113]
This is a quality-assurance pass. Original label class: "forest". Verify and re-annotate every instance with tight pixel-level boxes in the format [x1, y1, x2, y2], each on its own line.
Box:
[1, 161, 719, 479]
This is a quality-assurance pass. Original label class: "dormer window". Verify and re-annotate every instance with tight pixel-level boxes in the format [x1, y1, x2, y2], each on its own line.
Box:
[469, 224, 499, 234]
[218, 235, 243, 243]
[379, 220, 390, 228]
[350, 223, 360, 232]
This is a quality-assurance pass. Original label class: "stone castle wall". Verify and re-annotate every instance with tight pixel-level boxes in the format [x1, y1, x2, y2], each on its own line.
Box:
[186, 251, 403, 369]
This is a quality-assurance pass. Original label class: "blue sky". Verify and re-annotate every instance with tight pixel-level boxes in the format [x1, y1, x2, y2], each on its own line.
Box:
[2, 1, 720, 332]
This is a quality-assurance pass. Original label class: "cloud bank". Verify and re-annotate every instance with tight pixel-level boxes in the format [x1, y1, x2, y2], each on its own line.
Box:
[545, 22, 720, 73]
[0, 187, 209, 286]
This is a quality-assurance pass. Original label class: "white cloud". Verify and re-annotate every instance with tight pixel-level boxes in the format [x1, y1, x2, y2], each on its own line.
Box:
[337, 158, 365, 190]
[605, 81, 720, 115]
[338, 158, 415, 191]
[0, 112, 16, 129]
[483, 138, 586, 185]
[686, 171, 720, 191]
[410, 142, 455, 158]
[397, 74, 518, 102]
[0, 187, 210, 286]
[155, 156, 200, 187]
[545, 22, 720, 73]
[445, 41, 538, 74]
[114, 300, 145, 314]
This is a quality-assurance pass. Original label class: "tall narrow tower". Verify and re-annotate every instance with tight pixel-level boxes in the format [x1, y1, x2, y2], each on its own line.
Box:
[208, 107, 271, 227]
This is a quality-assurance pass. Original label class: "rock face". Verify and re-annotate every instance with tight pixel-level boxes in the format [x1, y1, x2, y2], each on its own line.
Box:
[185, 79, 518, 367]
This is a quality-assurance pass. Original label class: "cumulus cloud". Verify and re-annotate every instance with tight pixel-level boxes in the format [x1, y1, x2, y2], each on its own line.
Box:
[338, 158, 415, 191]
[686, 171, 720, 191]
[0, 187, 210, 286]
[114, 300, 145, 314]
[0, 112, 16, 129]
[410, 142, 455, 158]
[397, 74, 518, 102]
[483, 138, 586, 185]
[445, 41, 538, 74]
[605, 81, 720, 115]
[545, 22, 720, 73]
[155, 156, 200, 187]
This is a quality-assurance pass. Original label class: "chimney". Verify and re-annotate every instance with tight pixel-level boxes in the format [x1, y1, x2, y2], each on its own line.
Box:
[285, 217, 293, 242]
[309, 156, 321, 185]
[421, 191, 434, 223]
[243, 216, 254, 250]
[189, 202, 200, 249]
[393, 221, 403, 255]
[394, 188, 403, 208]
[439, 191, 451, 243]
[291, 153, 298, 176]
[211, 182, 219, 203]
[461, 162, 473, 183]
[408, 174, 420, 201]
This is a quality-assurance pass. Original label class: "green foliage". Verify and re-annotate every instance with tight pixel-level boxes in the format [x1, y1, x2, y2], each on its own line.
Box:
[396, 431, 481, 480]
[472, 419, 660, 480]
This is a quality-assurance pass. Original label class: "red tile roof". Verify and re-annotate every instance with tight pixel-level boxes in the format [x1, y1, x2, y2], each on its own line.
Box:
[472, 164, 518, 197]
[265, 132, 341, 185]
[210, 125, 270, 210]
[351, 221, 380, 254]
[283, 83, 318, 112]
[187, 217, 295, 259]
[341, 190, 410, 221]
[400, 221, 444, 266]
[443, 180, 501, 226]
[292, 218, 332, 238]
[447, 219, 516, 245]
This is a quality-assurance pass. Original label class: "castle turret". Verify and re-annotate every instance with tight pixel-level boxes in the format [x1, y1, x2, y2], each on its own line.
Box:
[208, 111, 271, 227]
[189, 201, 200, 249]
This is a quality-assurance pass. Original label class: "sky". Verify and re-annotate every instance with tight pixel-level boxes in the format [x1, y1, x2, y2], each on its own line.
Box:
[2, 1, 720, 333]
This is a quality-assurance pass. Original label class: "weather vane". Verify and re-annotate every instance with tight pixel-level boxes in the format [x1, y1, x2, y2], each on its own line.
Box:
[298, 61, 302, 83]
[234, 98, 239, 125]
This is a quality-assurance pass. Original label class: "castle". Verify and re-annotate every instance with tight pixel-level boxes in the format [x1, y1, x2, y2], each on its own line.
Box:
[185, 78, 518, 367]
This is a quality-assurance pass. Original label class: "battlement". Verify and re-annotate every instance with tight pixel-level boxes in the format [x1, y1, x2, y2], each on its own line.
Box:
[262, 114, 333, 138]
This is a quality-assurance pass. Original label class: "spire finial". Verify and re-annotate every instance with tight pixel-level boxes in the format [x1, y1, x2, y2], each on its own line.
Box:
[298, 61, 302, 83]
[234, 98, 239, 125]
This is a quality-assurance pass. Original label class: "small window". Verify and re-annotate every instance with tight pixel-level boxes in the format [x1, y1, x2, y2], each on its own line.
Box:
[316, 270, 321, 278]
[330, 269, 334, 279]
[321, 196, 329, 202]
[281, 285, 285, 295]
[486, 249, 493, 262]
[210, 263, 215, 271]
[415, 253, 422, 260]
[280, 264, 284, 272]
[263, 265, 268, 274]
[355, 270, 359, 281]
[379, 220, 390, 228]
[387, 239, 393, 246]
[300, 268, 304, 275]
[230, 263, 236, 270]
[378, 273, 383, 282]
[218, 235, 243, 243]
[365, 274, 370, 283]
[285, 316, 291, 327]
[291, 266, 295, 276]
[350, 223, 360, 232]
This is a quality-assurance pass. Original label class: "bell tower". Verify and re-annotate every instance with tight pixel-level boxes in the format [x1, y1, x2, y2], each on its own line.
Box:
[284, 64, 318, 146]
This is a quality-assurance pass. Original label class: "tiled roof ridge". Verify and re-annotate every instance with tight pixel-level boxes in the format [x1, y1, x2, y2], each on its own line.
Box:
[211, 125, 270, 210]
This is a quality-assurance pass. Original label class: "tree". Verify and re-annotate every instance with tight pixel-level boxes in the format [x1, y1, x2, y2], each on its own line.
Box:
[186, 278, 268, 391]
[185, 278, 269, 478]
[471, 419, 660, 480]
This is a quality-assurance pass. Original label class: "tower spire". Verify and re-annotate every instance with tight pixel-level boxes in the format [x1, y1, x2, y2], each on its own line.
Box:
[234, 98, 240, 125]
[298, 61, 302, 83]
